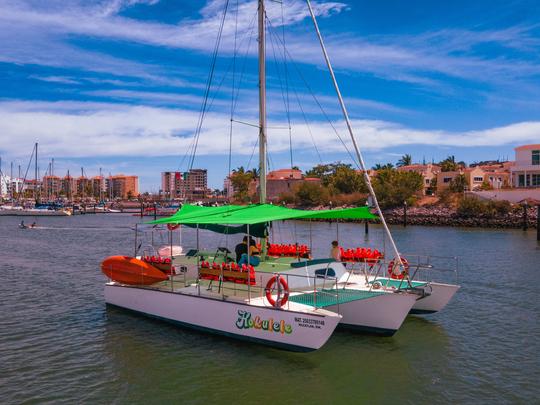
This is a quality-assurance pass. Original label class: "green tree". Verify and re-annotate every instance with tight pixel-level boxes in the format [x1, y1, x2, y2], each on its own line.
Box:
[480, 180, 492, 190]
[427, 177, 437, 195]
[440, 155, 459, 172]
[396, 154, 412, 167]
[329, 166, 367, 194]
[372, 163, 394, 170]
[305, 162, 352, 186]
[231, 171, 254, 202]
[372, 168, 424, 208]
[294, 182, 329, 207]
[449, 174, 467, 192]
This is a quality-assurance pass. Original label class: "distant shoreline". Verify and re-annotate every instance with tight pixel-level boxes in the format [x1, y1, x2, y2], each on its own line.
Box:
[303, 206, 539, 229]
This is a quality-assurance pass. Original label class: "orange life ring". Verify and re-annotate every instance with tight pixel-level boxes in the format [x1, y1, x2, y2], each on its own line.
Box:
[265, 276, 289, 308]
[167, 223, 180, 231]
[387, 257, 409, 280]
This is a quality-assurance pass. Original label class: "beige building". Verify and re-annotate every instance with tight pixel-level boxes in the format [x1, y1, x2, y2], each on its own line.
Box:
[510, 144, 540, 188]
[266, 169, 321, 202]
[397, 164, 440, 195]
[437, 166, 485, 192]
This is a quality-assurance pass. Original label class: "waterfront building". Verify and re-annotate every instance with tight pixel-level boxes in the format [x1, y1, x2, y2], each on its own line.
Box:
[510, 144, 540, 188]
[61, 175, 77, 199]
[266, 168, 322, 202]
[476, 162, 512, 189]
[436, 166, 486, 192]
[107, 175, 139, 199]
[91, 176, 106, 200]
[23, 179, 41, 198]
[42, 175, 62, 200]
[397, 164, 440, 195]
[161, 169, 208, 200]
[0, 173, 9, 197]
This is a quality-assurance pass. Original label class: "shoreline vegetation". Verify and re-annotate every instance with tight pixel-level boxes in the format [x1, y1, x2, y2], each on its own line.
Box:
[229, 159, 539, 229]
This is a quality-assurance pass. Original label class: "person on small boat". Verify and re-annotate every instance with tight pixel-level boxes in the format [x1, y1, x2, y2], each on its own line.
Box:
[330, 240, 341, 261]
[20, 220, 26, 228]
[30, 222, 36, 228]
[236, 236, 260, 267]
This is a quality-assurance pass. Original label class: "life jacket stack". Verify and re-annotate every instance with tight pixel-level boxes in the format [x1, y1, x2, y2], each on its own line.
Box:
[339, 247, 383, 265]
[142, 255, 173, 273]
[267, 243, 310, 258]
[199, 261, 255, 285]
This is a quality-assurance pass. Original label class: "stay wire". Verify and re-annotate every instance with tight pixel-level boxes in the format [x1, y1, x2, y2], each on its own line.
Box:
[280, 2, 293, 169]
[228, 0, 239, 180]
[179, 9, 257, 174]
[266, 17, 359, 168]
[188, 0, 230, 171]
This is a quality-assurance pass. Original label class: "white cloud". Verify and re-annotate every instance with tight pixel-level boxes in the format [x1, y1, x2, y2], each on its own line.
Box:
[1, 0, 538, 93]
[1, 100, 538, 163]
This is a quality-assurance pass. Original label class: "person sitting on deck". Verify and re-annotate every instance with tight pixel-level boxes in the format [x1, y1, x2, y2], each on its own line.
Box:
[236, 236, 260, 267]
[330, 240, 341, 261]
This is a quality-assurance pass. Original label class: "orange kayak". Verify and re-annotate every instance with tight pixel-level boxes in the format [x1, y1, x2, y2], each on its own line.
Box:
[101, 256, 168, 285]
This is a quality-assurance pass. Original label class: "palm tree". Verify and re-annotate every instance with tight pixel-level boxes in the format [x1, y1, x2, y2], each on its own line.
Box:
[396, 154, 412, 167]
[232, 166, 245, 175]
[372, 163, 394, 170]
[440, 156, 458, 172]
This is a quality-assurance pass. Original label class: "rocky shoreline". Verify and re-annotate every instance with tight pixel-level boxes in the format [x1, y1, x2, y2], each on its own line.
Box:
[303, 205, 539, 229]
[382, 206, 538, 229]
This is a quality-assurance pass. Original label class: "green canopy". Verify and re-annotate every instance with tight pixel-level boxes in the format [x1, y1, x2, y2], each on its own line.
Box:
[147, 204, 377, 226]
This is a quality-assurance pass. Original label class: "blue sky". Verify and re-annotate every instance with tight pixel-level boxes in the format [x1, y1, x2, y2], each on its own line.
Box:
[0, 0, 539, 191]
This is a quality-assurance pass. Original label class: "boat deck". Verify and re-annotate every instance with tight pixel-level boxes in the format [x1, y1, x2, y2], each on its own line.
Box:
[369, 278, 428, 289]
[288, 289, 385, 308]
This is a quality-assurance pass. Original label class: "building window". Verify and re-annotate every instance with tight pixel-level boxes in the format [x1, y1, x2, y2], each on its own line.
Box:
[532, 150, 540, 165]
[532, 174, 540, 187]
[425, 179, 430, 185]
[443, 177, 452, 183]
[473, 177, 483, 182]
[518, 174, 525, 187]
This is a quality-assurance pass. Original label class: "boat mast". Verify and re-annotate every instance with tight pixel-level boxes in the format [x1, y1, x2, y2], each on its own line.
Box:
[258, 0, 267, 204]
[34, 142, 39, 203]
[306, 1, 404, 268]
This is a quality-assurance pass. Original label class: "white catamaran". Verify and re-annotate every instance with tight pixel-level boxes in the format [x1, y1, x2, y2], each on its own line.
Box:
[102, 0, 458, 350]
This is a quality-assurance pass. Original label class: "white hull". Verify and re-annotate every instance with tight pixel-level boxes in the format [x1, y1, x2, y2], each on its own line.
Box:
[345, 274, 460, 314]
[326, 292, 417, 335]
[0, 208, 70, 216]
[104, 283, 341, 352]
[170, 256, 418, 335]
[408, 282, 460, 314]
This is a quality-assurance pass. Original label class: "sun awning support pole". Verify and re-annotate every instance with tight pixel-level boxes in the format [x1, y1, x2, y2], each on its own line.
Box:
[306, 0, 404, 271]
[170, 227, 174, 292]
[134, 223, 138, 257]
[196, 224, 200, 296]
[247, 224, 251, 303]
[309, 219, 313, 256]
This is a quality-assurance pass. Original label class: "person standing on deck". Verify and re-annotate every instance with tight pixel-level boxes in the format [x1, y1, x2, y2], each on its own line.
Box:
[330, 240, 341, 261]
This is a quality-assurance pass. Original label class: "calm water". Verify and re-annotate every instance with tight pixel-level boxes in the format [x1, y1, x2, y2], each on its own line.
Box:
[1, 214, 539, 404]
